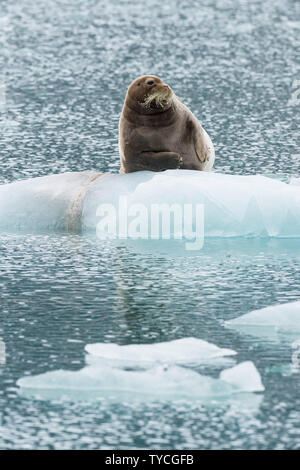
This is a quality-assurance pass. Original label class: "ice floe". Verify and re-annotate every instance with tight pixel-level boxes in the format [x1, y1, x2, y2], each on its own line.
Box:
[17, 360, 264, 403]
[225, 301, 300, 341]
[1, 170, 300, 238]
[220, 361, 264, 392]
[0, 171, 100, 232]
[85, 337, 237, 368]
[17, 337, 264, 403]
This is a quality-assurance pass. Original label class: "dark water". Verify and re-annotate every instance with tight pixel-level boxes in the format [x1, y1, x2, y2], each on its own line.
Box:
[0, 0, 300, 450]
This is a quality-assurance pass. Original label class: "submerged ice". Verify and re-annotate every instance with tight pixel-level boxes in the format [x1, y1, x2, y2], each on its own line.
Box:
[0, 170, 300, 238]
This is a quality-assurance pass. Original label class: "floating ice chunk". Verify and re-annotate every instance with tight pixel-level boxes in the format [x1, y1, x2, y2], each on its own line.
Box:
[220, 361, 264, 392]
[226, 301, 300, 328]
[290, 177, 300, 187]
[83, 171, 300, 238]
[0, 171, 101, 232]
[17, 361, 263, 402]
[1, 170, 300, 238]
[225, 301, 300, 341]
[85, 337, 236, 368]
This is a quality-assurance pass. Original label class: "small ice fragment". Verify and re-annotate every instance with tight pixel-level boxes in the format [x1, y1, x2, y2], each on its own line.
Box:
[17, 361, 263, 402]
[226, 301, 300, 328]
[85, 337, 236, 367]
[225, 301, 300, 342]
[220, 361, 265, 392]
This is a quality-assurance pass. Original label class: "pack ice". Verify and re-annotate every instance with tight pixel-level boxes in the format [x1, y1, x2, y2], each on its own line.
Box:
[0, 170, 300, 237]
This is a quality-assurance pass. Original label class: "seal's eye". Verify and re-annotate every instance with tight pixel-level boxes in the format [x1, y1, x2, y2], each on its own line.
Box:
[146, 80, 155, 85]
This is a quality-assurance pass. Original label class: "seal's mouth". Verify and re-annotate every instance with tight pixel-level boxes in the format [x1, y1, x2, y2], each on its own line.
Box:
[143, 85, 174, 109]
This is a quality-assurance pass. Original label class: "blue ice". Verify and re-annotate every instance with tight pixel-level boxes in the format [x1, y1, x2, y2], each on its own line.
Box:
[0, 170, 299, 237]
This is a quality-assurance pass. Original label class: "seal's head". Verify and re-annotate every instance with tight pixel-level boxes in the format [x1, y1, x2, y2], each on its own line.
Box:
[125, 75, 174, 115]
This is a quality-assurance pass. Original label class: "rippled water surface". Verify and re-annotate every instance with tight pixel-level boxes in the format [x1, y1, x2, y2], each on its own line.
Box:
[0, 0, 300, 450]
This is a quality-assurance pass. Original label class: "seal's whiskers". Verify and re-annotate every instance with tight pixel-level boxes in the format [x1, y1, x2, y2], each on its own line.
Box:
[143, 89, 174, 108]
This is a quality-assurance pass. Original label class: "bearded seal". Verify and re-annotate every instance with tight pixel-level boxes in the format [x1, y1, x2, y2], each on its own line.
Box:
[119, 75, 215, 173]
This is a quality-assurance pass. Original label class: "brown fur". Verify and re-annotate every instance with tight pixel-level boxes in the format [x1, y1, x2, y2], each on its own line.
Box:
[119, 75, 215, 173]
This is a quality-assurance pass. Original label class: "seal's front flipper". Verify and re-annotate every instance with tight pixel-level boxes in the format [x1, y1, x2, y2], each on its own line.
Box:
[130, 151, 182, 172]
[192, 123, 211, 163]
[190, 119, 215, 168]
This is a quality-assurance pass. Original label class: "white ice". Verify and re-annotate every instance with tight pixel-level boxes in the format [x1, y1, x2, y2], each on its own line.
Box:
[220, 361, 264, 392]
[0, 170, 300, 237]
[290, 177, 300, 187]
[83, 170, 300, 238]
[225, 301, 300, 341]
[85, 337, 236, 368]
[0, 171, 99, 232]
[17, 360, 264, 402]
